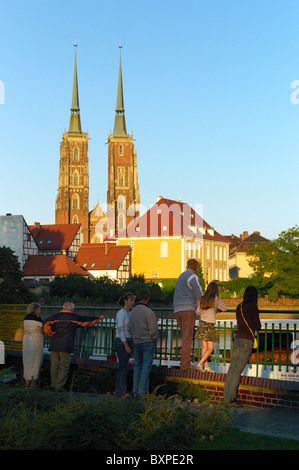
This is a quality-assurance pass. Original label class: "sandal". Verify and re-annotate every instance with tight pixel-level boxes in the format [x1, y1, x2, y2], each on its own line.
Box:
[204, 367, 214, 373]
[195, 364, 206, 372]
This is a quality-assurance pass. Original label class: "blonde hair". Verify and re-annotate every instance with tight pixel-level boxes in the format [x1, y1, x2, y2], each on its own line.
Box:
[26, 302, 40, 314]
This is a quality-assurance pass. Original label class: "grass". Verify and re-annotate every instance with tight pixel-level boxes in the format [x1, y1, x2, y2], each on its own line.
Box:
[1, 364, 298, 450]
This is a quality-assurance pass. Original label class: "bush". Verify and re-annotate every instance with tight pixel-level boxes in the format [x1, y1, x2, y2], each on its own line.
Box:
[0, 386, 233, 450]
[177, 381, 210, 403]
[43, 273, 171, 306]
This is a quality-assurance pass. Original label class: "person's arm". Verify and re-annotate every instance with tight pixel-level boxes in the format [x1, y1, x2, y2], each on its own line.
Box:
[116, 311, 131, 354]
[215, 297, 227, 312]
[147, 310, 158, 341]
[189, 274, 203, 301]
[251, 304, 261, 332]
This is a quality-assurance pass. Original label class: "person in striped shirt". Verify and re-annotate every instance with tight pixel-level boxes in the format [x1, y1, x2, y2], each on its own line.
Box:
[195, 282, 227, 372]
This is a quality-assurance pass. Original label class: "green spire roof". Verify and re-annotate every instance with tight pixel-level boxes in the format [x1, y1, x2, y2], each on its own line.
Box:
[113, 46, 127, 136]
[69, 44, 82, 133]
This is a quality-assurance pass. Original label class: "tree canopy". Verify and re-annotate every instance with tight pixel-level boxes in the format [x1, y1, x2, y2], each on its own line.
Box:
[246, 226, 299, 300]
[0, 246, 33, 303]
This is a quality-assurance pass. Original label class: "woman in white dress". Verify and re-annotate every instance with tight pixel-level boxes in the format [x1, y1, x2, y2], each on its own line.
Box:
[22, 302, 43, 389]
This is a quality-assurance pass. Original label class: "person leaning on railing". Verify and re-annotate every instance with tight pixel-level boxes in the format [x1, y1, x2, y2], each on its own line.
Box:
[173, 259, 203, 371]
[223, 286, 261, 406]
[43, 302, 105, 392]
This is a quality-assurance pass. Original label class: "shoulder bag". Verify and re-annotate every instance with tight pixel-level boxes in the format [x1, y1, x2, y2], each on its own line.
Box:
[14, 327, 24, 342]
[240, 303, 258, 348]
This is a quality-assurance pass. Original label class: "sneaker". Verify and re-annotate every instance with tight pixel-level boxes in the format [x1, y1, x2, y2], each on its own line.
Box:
[115, 393, 132, 399]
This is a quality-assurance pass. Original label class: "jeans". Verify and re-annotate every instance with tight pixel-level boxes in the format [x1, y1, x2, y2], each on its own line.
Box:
[114, 338, 132, 395]
[223, 338, 253, 403]
[133, 342, 156, 396]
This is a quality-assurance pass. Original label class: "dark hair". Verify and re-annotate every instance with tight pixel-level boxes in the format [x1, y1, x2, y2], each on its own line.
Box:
[187, 258, 198, 271]
[243, 286, 258, 304]
[118, 292, 136, 307]
[200, 281, 219, 310]
[137, 288, 150, 301]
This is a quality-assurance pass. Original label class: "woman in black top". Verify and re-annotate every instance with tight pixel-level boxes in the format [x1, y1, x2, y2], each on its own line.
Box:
[223, 286, 261, 405]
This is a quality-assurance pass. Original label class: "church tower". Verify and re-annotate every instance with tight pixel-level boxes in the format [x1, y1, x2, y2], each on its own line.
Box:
[55, 45, 89, 243]
[107, 47, 140, 236]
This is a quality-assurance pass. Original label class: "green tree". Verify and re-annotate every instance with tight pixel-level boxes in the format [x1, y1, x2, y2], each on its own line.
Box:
[247, 226, 299, 300]
[0, 246, 32, 303]
[196, 261, 205, 291]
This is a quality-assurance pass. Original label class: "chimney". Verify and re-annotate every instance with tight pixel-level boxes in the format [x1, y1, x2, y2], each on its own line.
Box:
[240, 231, 248, 240]
[105, 243, 111, 255]
[254, 231, 260, 236]
[32, 222, 41, 237]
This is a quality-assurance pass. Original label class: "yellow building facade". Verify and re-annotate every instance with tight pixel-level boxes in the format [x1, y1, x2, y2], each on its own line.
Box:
[117, 197, 229, 284]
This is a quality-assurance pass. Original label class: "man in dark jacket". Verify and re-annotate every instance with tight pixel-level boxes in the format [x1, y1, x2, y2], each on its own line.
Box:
[43, 302, 104, 391]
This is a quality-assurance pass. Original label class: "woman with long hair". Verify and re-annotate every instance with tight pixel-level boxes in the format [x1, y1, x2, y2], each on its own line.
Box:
[195, 282, 227, 372]
[114, 292, 136, 398]
[223, 286, 261, 405]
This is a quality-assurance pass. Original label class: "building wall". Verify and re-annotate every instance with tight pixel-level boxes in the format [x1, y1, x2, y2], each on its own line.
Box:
[118, 236, 230, 283]
[0, 215, 38, 269]
[229, 251, 254, 279]
[118, 237, 182, 279]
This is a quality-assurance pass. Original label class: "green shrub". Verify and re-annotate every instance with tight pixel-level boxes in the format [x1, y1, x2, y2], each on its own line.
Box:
[177, 381, 210, 403]
[0, 386, 233, 450]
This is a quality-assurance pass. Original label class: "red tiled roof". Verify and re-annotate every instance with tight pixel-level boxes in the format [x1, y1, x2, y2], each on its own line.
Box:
[74, 245, 130, 270]
[28, 224, 80, 251]
[231, 232, 270, 253]
[23, 255, 89, 277]
[117, 197, 229, 242]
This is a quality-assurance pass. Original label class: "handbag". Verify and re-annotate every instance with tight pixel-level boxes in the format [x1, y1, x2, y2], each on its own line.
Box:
[14, 327, 24, 342]
[240, 303, 258, 348]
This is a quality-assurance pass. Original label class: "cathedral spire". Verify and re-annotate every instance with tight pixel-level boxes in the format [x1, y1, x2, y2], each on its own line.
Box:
[113, 45, 127, 136]
[69, 43, 82, 133]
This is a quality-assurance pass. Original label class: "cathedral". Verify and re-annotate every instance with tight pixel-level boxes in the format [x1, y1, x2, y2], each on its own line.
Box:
[54, 45, 230, 283]
[55, 45, 140, 244]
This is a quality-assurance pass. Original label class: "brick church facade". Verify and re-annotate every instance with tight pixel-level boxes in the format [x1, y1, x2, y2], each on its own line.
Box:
[55, 45, 140, 243]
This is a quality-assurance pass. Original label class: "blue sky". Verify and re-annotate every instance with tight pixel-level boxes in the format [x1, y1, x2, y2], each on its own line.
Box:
[0, 0, 298, 240]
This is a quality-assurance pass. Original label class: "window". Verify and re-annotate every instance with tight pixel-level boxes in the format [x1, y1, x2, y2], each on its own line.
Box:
[128, 241, 135, 258]
[118, 214, 124, 230]
[119, 145, 123, 156]
[73, 195, 79, 210]
[119, 177, 123, 186]
[118, 196, 125, 210]
[74, 149, 79, 161]
[206, 243, 210, 260]
[72, 215, 79, 224]
[160, 241, 168, 258]
[74, 172, 79, 186]
[215, 246, 218, 261]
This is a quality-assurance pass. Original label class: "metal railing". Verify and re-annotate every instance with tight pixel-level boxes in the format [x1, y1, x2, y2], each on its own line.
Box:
[41, 307, 299, 380]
